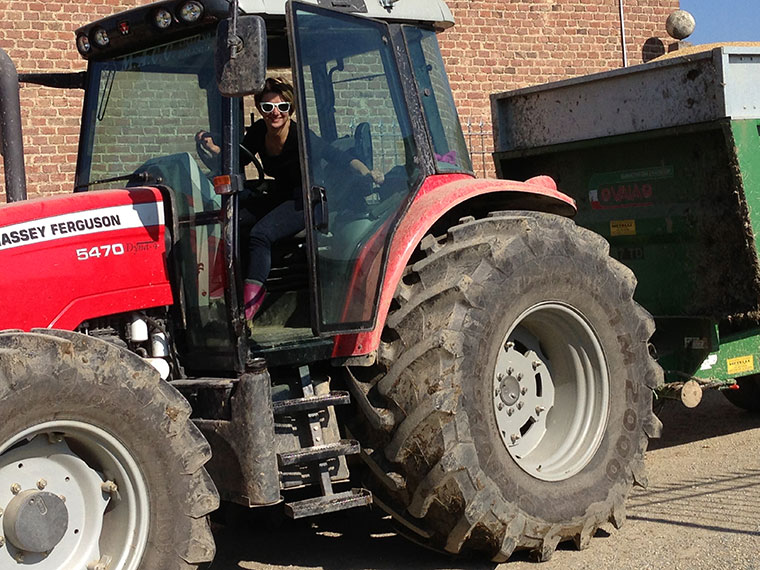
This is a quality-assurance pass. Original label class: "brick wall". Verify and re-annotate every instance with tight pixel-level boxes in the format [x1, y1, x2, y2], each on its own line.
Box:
[0, 0, 156, 203]
[0, 0, 678, 200]
[441, 0, 680, 175]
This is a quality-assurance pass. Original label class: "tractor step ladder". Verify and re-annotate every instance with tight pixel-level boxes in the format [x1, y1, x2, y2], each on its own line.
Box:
[276, 365, 372, 519]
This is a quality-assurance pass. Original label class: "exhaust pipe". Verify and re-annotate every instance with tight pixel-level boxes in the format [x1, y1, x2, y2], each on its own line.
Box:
[0, 47, 27, 202]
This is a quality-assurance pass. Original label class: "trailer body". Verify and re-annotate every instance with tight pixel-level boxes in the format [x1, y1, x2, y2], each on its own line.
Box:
[492, 46, 760, 384]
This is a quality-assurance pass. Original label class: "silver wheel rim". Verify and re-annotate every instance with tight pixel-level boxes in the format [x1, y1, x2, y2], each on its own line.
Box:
[0, 421, 150, 569]
[492, 302, 610, 481]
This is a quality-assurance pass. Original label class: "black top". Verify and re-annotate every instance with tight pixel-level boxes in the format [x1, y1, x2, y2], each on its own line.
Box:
[240, 119, 354, 207]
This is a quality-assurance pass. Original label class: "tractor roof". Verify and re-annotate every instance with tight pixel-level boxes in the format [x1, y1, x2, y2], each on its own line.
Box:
[239, 0, 454, 30]
[75, 0, 454, 60]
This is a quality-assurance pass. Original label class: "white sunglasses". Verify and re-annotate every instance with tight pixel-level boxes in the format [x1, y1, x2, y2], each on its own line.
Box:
[259, 101, 291, 114]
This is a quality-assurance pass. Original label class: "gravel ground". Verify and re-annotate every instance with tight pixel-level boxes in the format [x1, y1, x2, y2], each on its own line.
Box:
[208, 390, 760, 570]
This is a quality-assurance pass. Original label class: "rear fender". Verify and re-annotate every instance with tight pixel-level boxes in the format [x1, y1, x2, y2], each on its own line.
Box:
[332, 173, 576, 359]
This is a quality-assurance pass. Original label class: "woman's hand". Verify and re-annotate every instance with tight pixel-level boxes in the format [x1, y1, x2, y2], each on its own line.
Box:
[195, 130, 221, 156]
[350, 159, 384, 186]
[367, 169, 385, 186]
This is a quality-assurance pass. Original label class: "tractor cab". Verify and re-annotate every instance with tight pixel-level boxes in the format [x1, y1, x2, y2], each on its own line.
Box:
[73, 0, 470, 372]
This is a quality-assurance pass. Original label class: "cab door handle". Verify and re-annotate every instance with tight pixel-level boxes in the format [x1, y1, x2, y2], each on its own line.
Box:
[310, 185, 328, 233]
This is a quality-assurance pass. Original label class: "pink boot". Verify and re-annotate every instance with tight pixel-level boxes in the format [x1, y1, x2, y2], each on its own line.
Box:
[243, 281, 266, 321]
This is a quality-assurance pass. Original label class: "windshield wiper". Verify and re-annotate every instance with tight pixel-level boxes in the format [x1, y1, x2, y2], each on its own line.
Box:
[74, 170, 161, 192]
[97, 68, 116, 121]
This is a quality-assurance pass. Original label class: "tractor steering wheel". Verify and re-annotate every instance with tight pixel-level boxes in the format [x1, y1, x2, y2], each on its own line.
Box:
[195, 132, 264, 183]
[240, 143, 264, 182]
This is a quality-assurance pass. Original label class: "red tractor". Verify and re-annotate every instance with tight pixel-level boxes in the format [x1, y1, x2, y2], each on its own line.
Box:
[0, 1, 661, 568]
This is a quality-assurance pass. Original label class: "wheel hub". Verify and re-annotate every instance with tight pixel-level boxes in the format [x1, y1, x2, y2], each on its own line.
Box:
[493, 338, 554, 459]
[4, 490, 68, 553]
[0, 434, 111, 568]
[498, 375, 522, 407]
[492, 303, 610, 481]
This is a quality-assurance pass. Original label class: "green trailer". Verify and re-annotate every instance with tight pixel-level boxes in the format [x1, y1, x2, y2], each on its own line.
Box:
[492, 45, 760, 409]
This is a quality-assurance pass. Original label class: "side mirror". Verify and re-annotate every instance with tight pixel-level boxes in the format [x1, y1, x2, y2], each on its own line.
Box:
[216, 15, 267, 97]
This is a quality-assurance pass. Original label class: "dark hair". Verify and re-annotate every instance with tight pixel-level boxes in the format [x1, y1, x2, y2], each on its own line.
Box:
[254, 77, 296, 115]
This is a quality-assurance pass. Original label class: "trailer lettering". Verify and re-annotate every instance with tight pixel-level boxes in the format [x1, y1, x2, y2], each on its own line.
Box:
[726, 355, 754, 375]
[610, 219, 637, 237]
[598, 183, 653, 206]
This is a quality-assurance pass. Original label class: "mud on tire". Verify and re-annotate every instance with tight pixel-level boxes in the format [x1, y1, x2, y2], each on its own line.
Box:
[0, 330, 218, 569]
[357, 211, 663, 561]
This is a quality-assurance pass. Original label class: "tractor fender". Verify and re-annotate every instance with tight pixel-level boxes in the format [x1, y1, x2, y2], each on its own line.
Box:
[332, 173, 577, 358]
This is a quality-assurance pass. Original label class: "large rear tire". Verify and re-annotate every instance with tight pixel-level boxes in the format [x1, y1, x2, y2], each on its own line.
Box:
[358, 211, 662, 561]
[0, 330, 218, 569]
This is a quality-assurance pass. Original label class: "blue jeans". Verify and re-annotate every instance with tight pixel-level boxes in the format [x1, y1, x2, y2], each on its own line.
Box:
[247, 200, 305, 284]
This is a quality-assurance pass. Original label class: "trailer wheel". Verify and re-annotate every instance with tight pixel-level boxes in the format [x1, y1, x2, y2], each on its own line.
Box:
[365, 212, 662, 561]
[0, 330, 218, 569]
[723, 374, 760, 412]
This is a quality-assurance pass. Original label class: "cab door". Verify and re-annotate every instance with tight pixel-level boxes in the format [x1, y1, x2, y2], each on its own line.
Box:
[287, 1, 422, 334]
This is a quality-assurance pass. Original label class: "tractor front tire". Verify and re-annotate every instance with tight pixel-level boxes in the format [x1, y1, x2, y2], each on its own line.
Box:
[0, 330, 218, 569]
[366, 211, 662, 561]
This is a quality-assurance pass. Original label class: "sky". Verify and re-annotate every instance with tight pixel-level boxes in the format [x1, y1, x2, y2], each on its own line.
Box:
[679, 0, 759, 44]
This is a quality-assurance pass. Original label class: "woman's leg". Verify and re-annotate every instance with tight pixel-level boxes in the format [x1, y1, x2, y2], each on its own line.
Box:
[244, 200, 304, 321]
[247, 199, 305, 283]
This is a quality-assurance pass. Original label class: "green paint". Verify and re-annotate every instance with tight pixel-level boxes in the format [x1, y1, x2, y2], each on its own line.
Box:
[496, 118, 760, 385]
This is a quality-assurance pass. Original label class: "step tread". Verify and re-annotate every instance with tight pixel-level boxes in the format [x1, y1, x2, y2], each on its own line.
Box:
[272, 391, 351, 415]
[285, 488, 372, 519]
[277, 439, 360, 467]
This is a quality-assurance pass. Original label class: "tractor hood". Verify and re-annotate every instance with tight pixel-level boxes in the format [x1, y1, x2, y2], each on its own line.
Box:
[0, 188, 173, 331]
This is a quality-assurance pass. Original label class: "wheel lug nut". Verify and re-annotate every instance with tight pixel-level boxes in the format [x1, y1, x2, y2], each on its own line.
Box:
[10, 483, 21, 495]
[520, 387, 528, 395]
[517, 373, 523, 381]
[506, 367, 514, 375]
[47, 433, 64, 444]
[507, 408, 514, 416]
[0, 536, 5, 547]
[517, 402, 524, 410]
[497, 402, 503, 411]
[37, 479, 47, 490]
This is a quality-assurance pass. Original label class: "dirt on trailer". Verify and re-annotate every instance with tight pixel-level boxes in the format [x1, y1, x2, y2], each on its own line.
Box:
[208, 390, 760, 570]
